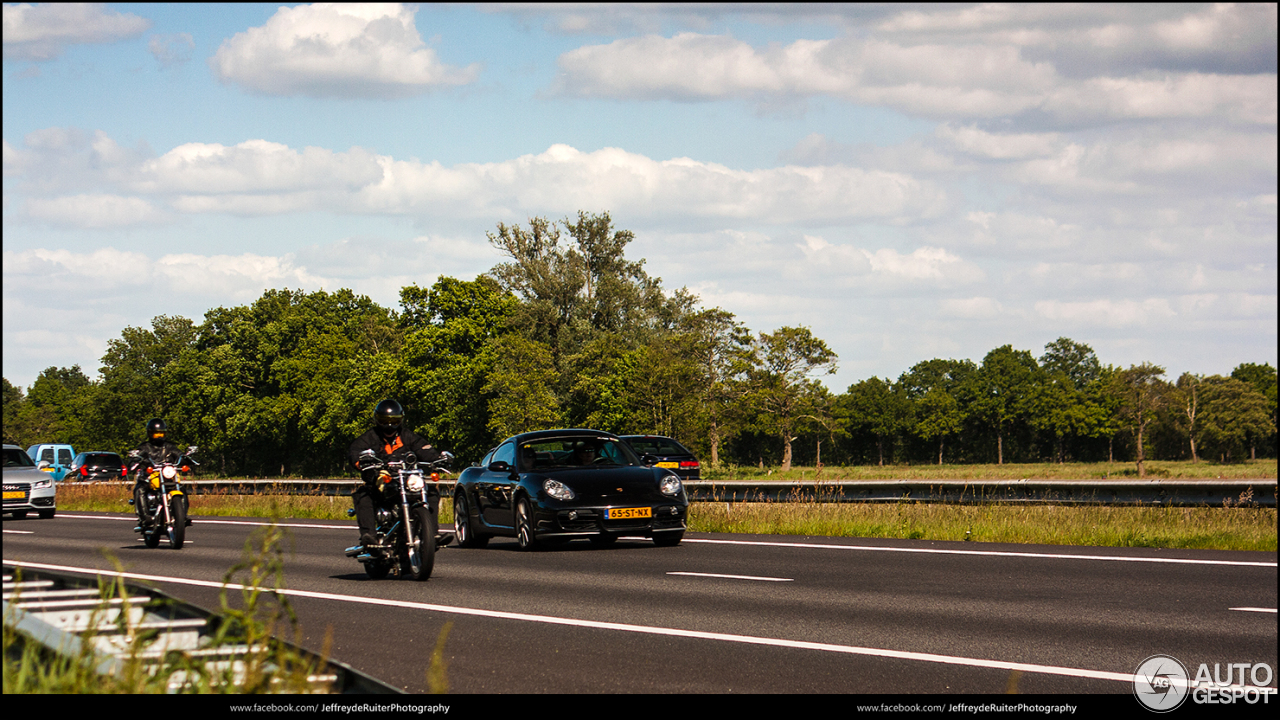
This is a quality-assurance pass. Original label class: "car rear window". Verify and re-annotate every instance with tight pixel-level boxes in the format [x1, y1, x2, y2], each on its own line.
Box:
[85, 453, 122, 468]
[627, 437, 690, 455]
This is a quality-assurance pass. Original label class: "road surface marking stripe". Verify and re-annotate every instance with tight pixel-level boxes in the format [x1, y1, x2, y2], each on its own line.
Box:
[667, 572, 792, 582]
[1230, 607, 1278, 613]
[684, 538, 1277, 567]
[0, 559, 1161, 687]
[53, 514, 1279, 568]
[60, 514, 349, 531]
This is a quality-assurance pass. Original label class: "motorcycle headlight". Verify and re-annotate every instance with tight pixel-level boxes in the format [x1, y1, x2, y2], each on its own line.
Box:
[407, 473, 425, 492]
[659, 474, 682, 496]
[543, 479, 575, 501]
[161, 465, 178, 480]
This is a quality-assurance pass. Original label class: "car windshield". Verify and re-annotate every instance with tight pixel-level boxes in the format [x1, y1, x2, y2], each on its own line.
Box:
[519, 437, 639, 471]
[627, 437, 690, 455]
[4, 448, 36, 468]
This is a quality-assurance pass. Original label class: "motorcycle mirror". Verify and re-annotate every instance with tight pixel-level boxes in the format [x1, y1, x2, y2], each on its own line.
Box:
[186, 445, 198, 455]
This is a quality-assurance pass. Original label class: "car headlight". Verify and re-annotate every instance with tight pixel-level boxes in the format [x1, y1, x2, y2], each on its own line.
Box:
[543, 479, 575, 501]
[659, 474, 682, 496]
[34, 479, 53, 490]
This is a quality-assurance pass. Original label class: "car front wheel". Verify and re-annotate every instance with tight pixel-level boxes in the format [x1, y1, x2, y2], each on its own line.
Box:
[515, 498, 539, 551]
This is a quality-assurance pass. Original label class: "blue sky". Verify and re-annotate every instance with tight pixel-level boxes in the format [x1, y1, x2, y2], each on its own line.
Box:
[3, 3, 1277, 393]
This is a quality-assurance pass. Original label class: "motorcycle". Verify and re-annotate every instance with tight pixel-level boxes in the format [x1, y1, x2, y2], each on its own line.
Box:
[345, 450, 454, 581]
[127, 446, 198, 549]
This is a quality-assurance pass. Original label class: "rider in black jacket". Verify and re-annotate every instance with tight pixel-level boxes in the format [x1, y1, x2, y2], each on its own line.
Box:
[130, 418, 189, 526]
[349, 400, 443, 547]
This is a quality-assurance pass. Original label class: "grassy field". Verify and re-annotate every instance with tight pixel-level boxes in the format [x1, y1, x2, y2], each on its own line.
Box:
[51, 468, 1278, 552]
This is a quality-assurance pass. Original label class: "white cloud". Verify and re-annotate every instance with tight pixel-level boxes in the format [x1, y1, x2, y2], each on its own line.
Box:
[210, 3, 479, 98]
[24, 194, 168, 228]
[2, 2, 150, 60]
[1034, 298, 1177, 328]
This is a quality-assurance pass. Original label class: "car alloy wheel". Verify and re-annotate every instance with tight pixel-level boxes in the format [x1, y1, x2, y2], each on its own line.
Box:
[516, 498, 537, 551]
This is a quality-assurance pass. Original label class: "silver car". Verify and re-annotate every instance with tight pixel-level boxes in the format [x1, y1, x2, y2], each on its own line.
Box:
[4, 444, 57, 519]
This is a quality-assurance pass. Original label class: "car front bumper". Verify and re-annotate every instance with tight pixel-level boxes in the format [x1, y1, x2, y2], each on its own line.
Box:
[535, 503, 687, 538]
[3, 482, 56, 513]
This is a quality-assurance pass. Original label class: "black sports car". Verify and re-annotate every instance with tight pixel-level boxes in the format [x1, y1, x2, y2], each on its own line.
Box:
[453, 429, 688, 549]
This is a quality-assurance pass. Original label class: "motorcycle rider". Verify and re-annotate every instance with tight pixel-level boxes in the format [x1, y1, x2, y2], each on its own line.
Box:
[348, 400, 447, 548]
[130, 418, 190, 527]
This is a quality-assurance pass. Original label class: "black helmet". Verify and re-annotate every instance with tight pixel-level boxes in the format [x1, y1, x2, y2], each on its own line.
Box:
[374, 400, 403, 435]
[146, 418, 167, 442]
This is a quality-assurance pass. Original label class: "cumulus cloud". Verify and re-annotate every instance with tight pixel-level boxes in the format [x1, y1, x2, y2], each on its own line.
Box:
[24, 194, 169, 229]
[2, 2, 150, 60]
[550, 5, 1276, 126]
[210, 3, 479, 98]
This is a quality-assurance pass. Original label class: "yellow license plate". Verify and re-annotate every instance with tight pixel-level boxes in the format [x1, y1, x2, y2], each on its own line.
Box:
[4, 491, 25, 500]
[606, 507, 651, 520]
[656, 462, 678, 468]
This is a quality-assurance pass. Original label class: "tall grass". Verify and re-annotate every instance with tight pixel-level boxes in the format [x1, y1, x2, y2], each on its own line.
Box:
[688, 499, 1276, 551]
[3, 527, 334, 693]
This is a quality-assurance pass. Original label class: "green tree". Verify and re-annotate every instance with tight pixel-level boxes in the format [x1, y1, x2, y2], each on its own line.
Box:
[898, 358, 975, 465]
[746, 327, 837, 471]
[1113, 363, 1169, 478]
[1230, 362, 1278, 458]
[838, 377, 911, 466]
[1197, 376, 1275, 462]
[973, 345, 1040, 464]
[483, 334, 561, 439]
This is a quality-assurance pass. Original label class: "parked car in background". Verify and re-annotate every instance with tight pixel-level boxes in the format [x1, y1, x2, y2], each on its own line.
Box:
[67, 451, 126, 482]
[4, 444, 57, 519]
[620, 435, 702, 481]
[454, 429, 688, 550]
[26, 443, 75, 482]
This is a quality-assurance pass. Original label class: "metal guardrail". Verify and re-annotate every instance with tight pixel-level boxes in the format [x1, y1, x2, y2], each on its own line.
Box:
[2, 563, 401, 694]
[68, 477, 1278, 508]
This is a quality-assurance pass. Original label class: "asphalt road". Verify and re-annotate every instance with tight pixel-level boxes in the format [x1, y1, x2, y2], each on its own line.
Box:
[3, 511, 1276, 696]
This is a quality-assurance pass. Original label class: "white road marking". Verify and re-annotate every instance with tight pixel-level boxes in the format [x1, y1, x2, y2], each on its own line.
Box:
[1230, 607, 1278, 613]
[667, 572, 792, 582]
[53, 513, 1279, 568]
[2, 530, 35, 534]
[0, 559, 1175, 688]
[59, 513, 349, 531]
[684, 538, 1278, 568]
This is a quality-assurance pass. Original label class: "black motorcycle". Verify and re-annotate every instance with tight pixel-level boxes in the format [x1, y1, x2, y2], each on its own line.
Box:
[128, 446, 198, 549]
[345, 450, 454, 581]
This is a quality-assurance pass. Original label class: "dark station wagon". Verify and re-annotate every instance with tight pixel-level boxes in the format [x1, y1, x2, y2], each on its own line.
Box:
[453, 429, 689, 550]
[620, 435, 702, 481]
[67, 451, 127, 482]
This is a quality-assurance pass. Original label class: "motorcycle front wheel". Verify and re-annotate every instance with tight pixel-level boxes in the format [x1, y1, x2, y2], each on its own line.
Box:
[168, 495, 186, 549]
[401, 505, 436, 581]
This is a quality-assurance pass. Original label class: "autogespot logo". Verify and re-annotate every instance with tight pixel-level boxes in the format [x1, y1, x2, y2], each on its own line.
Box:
[1134, 655, 1190, 712]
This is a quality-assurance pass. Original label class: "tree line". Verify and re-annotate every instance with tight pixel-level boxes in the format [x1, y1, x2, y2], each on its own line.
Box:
[3, 212, 1276, 478]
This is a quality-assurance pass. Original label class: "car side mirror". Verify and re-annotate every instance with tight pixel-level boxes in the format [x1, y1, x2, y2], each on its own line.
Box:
[642, 454, 658, 467]
[487, 460, 511, 473]
[38, 461, 51, 470]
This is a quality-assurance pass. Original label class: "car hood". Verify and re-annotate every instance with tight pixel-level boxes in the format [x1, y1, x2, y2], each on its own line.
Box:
[3, 466, 47, 483]
[531, 465, 678, 499]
